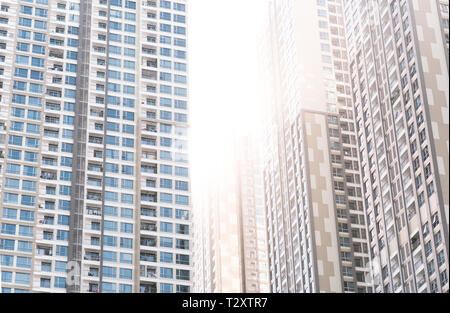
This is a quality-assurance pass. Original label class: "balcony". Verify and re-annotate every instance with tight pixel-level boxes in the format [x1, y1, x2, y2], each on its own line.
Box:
[49, 64, 63, 72]
[44, 116, 60, 124]
[89, 136, 103, 145]
[49, 51, 64, 59]
[142, 152, 157, 161]
[87, 164, 103, 173]
[36, 247, 52, 256]
[88, 284, 99, 293]
[42, 157, 57, 166]
[140, 237, 157, 247]
[141, 165, 157, 174]
[416, 274, 426, 289]
[410, 232, 421, 251]
[141, 193, 156, 203]
[140, 265, 157, 278]
[40, 171, 57, 180]
[142, 1, 157, 8]
[141, 207, 156, 217]
[140, 253, 156, 263]
[141, 223, 157, 232]
[145, 98, 156, 106]
[90, 110, 104, 118]
[86, 208, 101, 216]
[145, 111, 157, 119]
[140, 284, 157, 293]
[84, 253, 100, 261]
[142, 48, 156, 56]
[38, 217, 54, 225]
[142, 68, 157, 80]
[393, 280, 402, 292]
[143, 59, 157, 68]
[87, 269, 99, 277]
[87, 192, 102, 201]
[146, 32, 158, 43]
[391, 262, 399, 274]
[142, 137, 156, 146]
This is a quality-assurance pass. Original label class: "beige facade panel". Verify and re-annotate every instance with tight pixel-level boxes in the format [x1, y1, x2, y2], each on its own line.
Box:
[303, 111, 342, 293]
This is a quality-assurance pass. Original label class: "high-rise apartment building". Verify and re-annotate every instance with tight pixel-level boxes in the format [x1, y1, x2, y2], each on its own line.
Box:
[261, 0, 371, 293]
[192, 133, 270, 293]
[192, 143, 243, 293]
[343, 0, 449, 292]
[0, 0, 191, 293]
[236, 136, 271, 293]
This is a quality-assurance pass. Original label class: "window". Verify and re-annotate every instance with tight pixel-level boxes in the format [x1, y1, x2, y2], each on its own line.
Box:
[176, 224, 189, 235]
[174, 63, 186, 73]
[1, 224, 16, 235]
[161, 165, 172, 175]
[160, 267, 173, 279]
[125, 0, 136, 9]
[175, 195, 189, 205]
[176, 285, 190, 293]
[3, 193, 19, 204]
[437, 251, 446, 268]
[2, 208, 17, 220]
[104, 236, 117, 247]
[427, 182, 435, 197]
[340, 237, 350, 247]
[120, 268, 132, 279]
[1, 271, 13, 283]
[120, 252, 132, 264]
[57, 215, 69, 226]
[160, 222, 173, 233]
[176, 269, 190, 281]
[427, 261, 435, 276]
[160, 207, 172, 218]
[440, 271, 448, 287]
[175, 167, 188, 177]
[174, 26, 185, 35]
[120, 223, 133, 233]
[176, 239, 189, 250]
[17, 241, 32, 252]
[54, 277, 66, 288]
[434, 231, 442, 247]
[160, 283, 173, 293]
[160, 252, 173, 263]
[119, 284, 132, 293]
[160, 179, 173, 189]
[176, 254, 189, 265]
[160, 237, 173, 248]
[120, 238, 133, 249]
[41, 262, 52, 272]
[15, 272, 30, 285]
[100, 282, 115, 293]
[19, 225, 33, 237]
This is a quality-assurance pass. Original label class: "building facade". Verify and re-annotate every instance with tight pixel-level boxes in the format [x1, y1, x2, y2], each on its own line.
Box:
[343, 0, 449, 292]
[261, 0, 371, 293]
[0, 0, 191, 293]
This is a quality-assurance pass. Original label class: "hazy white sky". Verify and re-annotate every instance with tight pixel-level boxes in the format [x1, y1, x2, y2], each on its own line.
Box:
[188, 0, 270, 184]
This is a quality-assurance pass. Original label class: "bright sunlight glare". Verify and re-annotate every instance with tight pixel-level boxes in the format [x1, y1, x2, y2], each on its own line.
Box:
[188, 0, 270, 195]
